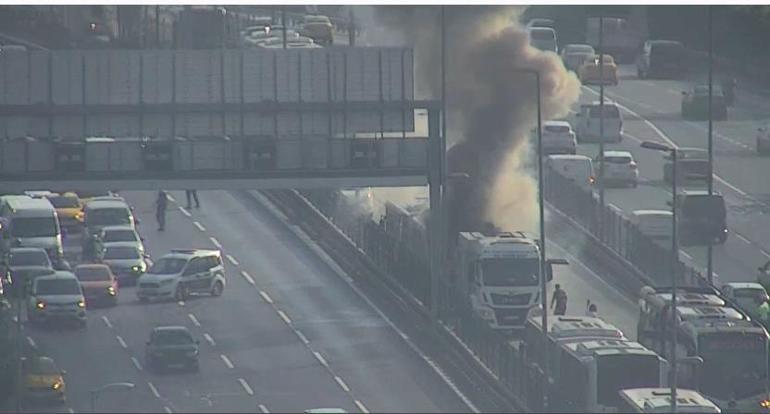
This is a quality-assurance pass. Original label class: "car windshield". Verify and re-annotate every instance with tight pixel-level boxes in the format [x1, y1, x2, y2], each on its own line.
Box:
[153, 330, 194, 345]
[681, 196, 726, 218]
[734, 288, 767, 302]
[36, 278, 80, 295]
[9, 250, 50, 267]
[588, 106, 620, 118]
[544, 124, 570, 133]
[566, 45, 594, 54]
[481, 257, 540, 287]
[693, 85, 724, 96]
[75, 266, 111, 282]
[305, 16, 330, 24]
[651, 42, 684, 58]
[86, 207, 130, 226]
[24, 358, 59, 375]
[104, 246, 140, 260]
[103, 229, 137, 243]
[530, 29, 554, 40]
[604, 155, 632, 164]
[149, 258, 187, 274]
[48, 195, 79, 209]
[11, 217, 58, 238]
[76, 190, 111, 199]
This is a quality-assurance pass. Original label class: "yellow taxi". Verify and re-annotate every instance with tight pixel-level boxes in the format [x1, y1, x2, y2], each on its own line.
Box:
[46, 192, 84, 231]
[578, 54, 619, 86]
[22, 356, 66, 404]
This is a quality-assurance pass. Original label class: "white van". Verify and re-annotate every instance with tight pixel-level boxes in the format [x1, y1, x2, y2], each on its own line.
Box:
[528, 27, 558, 54]
[630, 210, 673, 246]
[0, 195, 63, 260]
[546, 154, 595, 190]
[575, 101, 623, 143]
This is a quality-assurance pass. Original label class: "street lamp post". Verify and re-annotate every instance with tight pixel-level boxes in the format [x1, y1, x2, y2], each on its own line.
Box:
[706, 5, 714, 285]
[641, 140, 679, 413]
[90, 382, 135, 412]
[598, 15, 606, 214]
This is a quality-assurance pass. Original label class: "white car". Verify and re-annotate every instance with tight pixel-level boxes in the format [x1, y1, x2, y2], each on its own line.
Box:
[595, 150, 638, 187]
[541, 120, 577, 155]
[757, 126, 770, 154]
[575, 101, 623, 143]
[722, 282, 768, 315]
[27, 271, 87, 327]
[561, 44, 595, 72]
[137, 249, 225, 302]
[546, 154, 595, 190]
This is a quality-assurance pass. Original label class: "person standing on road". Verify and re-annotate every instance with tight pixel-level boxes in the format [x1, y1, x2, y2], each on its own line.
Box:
[757, 296, 770, 324]
[185, 190, 200, 209]
[551, 284, 568, 316]
[585, 301, 598, 318]
[156, 190, 168, 231]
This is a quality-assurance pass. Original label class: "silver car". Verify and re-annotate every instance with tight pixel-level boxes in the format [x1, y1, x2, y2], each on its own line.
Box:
[5, 248, 55, 296]
[27, 271, 86, 327]
[97, 244, 148, 286]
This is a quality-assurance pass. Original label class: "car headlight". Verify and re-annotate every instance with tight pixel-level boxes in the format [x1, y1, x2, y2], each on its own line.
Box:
[131, 265, 142, 273]
[159, 278, 174, 286]
[77, 299, 86, 308]
[759, 399, 770, 409]
[52, 381, 62, 390]
[35, 300, 46, 310]
[107, 286, 116, 296]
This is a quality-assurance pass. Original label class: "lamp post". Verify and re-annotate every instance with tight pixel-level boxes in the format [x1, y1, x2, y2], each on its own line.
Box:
[706, 5, 714, 285]
[598, 15, 606, 214]
[90, 382, 135, 412]
[641, 140, 679, 413]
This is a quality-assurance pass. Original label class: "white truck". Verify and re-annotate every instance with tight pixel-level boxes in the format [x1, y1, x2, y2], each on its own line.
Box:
[456, 231, 565, 330]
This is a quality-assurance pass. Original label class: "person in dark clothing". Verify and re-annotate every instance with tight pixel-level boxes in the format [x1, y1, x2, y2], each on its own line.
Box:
[551, 284, 568, 316]
[156, 190, 168, 231]
[185, 190, 200, 209]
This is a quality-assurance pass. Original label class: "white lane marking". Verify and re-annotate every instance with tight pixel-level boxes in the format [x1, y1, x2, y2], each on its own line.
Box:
[11, 316, 17, 323]
[68, 408, 74, 414]
[226, 254, 239, 266]
[313, 351, 328, 367]
[736, 233, 752, 245]
[26, 336, 36, 349]
[220, 354, 234, 369]
[277, 310, 292, 325]
[131, 356, 143, 371]
[258, 404, 270, 413]
[167, 194, 176, 202]
[148, 382, 161, 398]
[164, 407, 173, 414]
[355, 400, 369, 414]
[294, 329, 309, 344]
[334, 376, 350, 392]
[178, 206, 191, 217]
[193, 221, 206, 232]
[258, 191, 480, 414]
[116, 335, 128, 349]
[188, 313, 201, 327]
[101, 315, 113, 329]
[177, 300, 185, 307]
[209, 237, 222, 249]
[259, 290, 273, 304]
[241, 270, 255, 286]
[237, 378, 254, 396]
[251, 191, 290, 222]
[680, 251, 693, 260]
[203, 333, 216, 346]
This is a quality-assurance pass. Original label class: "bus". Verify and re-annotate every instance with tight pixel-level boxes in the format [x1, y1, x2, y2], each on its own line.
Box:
[522, 315, 667, 412]
[619, 388, 721, 413]
[638, 286, 770, 412]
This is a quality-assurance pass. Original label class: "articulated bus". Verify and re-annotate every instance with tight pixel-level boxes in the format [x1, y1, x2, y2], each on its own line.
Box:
[619, 388, 721, 413]
[638, 286, 770, 412]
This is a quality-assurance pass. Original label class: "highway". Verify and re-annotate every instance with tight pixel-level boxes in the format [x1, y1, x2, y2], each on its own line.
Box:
[21, 190, 475, 413]
[567, 64, 770, 288]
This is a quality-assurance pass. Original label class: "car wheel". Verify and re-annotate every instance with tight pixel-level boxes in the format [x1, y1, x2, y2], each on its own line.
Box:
[718, 233, 727, 244]
[210, 280, 224, 297]
[174, 285, 187, 302]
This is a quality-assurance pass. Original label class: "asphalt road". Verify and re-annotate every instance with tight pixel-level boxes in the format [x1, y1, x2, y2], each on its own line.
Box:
[566, 64, 770, 288]
[20, 190, 475, 413]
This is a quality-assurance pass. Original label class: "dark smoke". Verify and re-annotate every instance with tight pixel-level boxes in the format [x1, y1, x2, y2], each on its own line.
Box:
[373, 6, 581, 234]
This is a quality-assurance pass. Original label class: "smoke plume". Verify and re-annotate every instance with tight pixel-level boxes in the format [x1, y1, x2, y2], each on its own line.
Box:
[372, 6, 581, 234]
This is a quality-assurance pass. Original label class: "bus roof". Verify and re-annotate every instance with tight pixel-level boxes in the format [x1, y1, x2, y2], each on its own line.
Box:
[528, 315, 626, 340]
[564, 338, 659, 359]
[620, 388, 721, 413]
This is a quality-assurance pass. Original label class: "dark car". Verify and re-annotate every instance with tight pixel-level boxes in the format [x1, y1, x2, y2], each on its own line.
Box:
[676, 190, 728, 246]
[4, 248, 55, 298]
[144, 326, 199, 372]
[662, 147, 709, 184]
[637, 40, 686, 79]
[681, 85, 727, 121]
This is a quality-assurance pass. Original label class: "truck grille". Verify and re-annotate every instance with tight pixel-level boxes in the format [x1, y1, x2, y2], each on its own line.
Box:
[490, 293, 531, 306]
[493, 307, 528, 326]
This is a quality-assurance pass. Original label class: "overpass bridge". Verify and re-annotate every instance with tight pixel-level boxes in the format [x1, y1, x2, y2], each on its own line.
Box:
[0, 46, 440, 191]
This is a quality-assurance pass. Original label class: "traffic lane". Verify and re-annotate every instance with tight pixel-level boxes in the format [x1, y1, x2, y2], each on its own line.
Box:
[23, 307, 162, 413]
[186, 189, 471, 413]
[114, 191, 357, 413]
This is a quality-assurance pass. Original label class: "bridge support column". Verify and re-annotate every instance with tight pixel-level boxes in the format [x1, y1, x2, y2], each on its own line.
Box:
[428, 107, 442, 322]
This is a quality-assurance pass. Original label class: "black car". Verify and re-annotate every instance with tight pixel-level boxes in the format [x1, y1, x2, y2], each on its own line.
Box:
[662, 147, 709, 184]
[676, 191, 728, 246]
[637, 40, 686, 79]
[681, 85, 727, 121]
[144, 326, 199, 372]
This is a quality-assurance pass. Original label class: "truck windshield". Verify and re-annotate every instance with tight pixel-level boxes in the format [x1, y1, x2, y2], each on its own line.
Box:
[482, 258, 539, 287]
[698, 333, 767, 400]
[11, 217, 58, 238]
[87, 208, 131, 226]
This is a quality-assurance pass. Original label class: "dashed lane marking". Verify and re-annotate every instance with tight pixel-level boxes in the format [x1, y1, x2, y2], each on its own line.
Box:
[116, 335, 128, 349]
[237, 378, 254, 396]
[167, 194, 176, 202]
[131, 356, 143, 371]
[164, 407, 173, 414]
[148, 382, 161, 398]
[26, 336, 36, 349]
[226, 254, 239, 266]
[355, 400, 369, 414]
[334, 376, 350, 392]
[241, 271, 255, 286]
[277, 310, 292, 325]
[177, 300, 185, 307]
[193, 221, 206, 232]
[209, 237, 222, 249]
[203, 333, 216, 346]
[178, 206, 191, 217]
[294, 329, 309, 344]
[188, 313, 201, 327]
[259, 290, 273, 304]
[736, 233, 752, 245]
[258, 404, 270, 413]
[101, 315, 113, 329]
[313, 351, 328, 367]
[220, 354, 234, 369]
[68, 408, 74, 414]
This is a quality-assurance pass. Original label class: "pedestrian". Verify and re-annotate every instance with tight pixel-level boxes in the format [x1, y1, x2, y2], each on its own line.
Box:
[551, 284, 568, 316]
[185, 189, 200, 209]
[156, 190, 168, 231]
[586, 301, 598, 318]
[757, 296, 770, 324]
